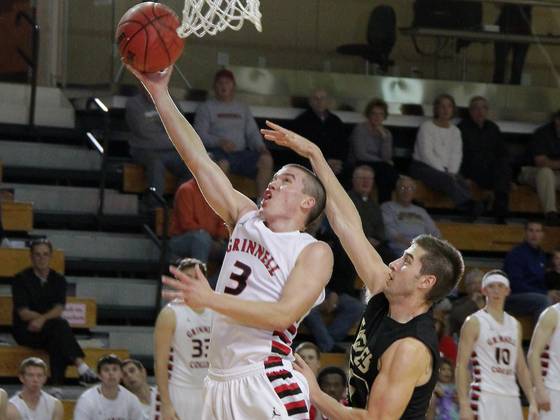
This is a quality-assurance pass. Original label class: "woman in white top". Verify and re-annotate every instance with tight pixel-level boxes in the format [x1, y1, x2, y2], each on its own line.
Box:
[7, 357, 63, 420]
[410, 94, 482, 217]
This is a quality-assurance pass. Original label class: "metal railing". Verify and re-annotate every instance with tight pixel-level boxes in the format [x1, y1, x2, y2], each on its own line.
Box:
[15, 8, 40, 130]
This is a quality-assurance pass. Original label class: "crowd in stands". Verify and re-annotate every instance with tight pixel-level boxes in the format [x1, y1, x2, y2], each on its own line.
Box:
[4, 66, 560, 419]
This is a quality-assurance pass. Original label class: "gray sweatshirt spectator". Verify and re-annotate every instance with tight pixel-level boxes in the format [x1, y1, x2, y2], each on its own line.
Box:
[349, 122, 393, 164]
[381, 176, 440, 256]
[194, 98, 264, 152]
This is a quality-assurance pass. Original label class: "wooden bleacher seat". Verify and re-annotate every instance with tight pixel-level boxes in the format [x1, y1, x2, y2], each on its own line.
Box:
[0, 347, 129, 378]
[438, 223, 560, 253]
[321, 352, 347, 368]
[122, 163, 177, 194]
[415, 181, 552, 214]
[1, 201, 33, 231]
[0, 248, 65, 277]
[0, 296, 97, 329]
[62, 401, 75, 420]
[123, 164, 258, 198]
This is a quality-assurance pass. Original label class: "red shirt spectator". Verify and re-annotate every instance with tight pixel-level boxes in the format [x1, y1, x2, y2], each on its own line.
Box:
[169, 179, 228, 240]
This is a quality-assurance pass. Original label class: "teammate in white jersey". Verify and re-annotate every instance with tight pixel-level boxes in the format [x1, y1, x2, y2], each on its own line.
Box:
[528, 303, 560, 419]
[456, 270, 538, 420]
[121, 359, 158, 420]
[73, 354, 144, 420]
[155, 258, 212, 420]
[6, 357, 63, 420]
[125, 64, 333, 420]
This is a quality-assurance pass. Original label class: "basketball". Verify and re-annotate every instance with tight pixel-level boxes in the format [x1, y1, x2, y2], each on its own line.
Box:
[115, 2, 185, 73]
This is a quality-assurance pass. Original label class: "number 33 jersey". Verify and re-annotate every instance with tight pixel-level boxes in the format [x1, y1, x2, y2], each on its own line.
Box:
[167, 301, 212, 388]
[470, 309, 520, 397]
[210, 210, 323, 370]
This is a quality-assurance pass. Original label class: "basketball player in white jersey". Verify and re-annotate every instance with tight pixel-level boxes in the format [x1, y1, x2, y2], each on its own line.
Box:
[126, 64, 332, 420]
[73, 354, 144, 420]
[154, 258, 212, 420]
[6, 357, 63, 420]
[121, 359, 158, 420]
[528, 303, 560, 419]
[456, 270, 538, 420]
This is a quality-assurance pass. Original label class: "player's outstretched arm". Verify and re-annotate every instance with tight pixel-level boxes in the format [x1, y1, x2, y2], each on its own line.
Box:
[528, 307, 557, 412]
[124, 64, 255, 226]
[455, 316, 479, 420]
[163, 241, 333, 331]
[515, 322, 538, 420]
[154, 307, 180, 420]
[262, 121, 390, 295]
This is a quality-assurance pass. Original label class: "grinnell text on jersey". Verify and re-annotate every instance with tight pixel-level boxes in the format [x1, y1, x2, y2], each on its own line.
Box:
[226, 237, 280, 276]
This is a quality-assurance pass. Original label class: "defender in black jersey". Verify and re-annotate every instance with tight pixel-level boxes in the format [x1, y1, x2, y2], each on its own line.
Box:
[263, 122, 464, 419]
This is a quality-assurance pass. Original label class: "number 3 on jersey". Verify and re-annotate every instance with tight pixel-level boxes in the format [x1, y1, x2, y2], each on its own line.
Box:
[224, 261, 252, 295]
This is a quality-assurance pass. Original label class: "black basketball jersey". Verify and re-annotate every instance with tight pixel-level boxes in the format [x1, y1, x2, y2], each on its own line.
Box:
[348, 293, 439, 419]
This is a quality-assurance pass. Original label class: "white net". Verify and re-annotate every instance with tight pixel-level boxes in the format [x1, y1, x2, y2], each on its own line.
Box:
[177, 0, 262, 38]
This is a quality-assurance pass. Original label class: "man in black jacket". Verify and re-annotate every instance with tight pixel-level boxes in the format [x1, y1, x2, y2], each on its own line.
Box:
[291, 88, 349, 179]
[11, 239, 97, 385]
[458, 96, 512, 223]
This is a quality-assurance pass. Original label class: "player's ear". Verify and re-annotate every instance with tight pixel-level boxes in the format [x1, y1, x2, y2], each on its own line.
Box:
[419, 274, 436, 290]
[301, 196, 316, 210]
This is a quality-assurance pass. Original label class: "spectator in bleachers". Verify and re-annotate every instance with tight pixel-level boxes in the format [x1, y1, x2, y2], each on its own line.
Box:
[194, 68, 273, 199]
[290, 88, 348, 178]
[295, 342, 321, 376]
[125, 89, 190, 209]
[433, 359, 459, 420]
[121, 359, 157, 420]
[381, 176, 441, 258]
[518, 110, 560, 226]
[73, 354, 143, 420]
[503, 221, 551, 321]
[545, 248, 560, 303]
[347, 98, 399, 203]
[295, 342, 322, 420]
[347, 165, 396, 262]
[449, 269, 485, 337]
[317, 367, 348, 406]
[458, 96, 512, 224]
[168, 179, 228, 283]
[6, 357, 63, 420]
[11, 239, 97, 386]
[410, 94, 483, 218]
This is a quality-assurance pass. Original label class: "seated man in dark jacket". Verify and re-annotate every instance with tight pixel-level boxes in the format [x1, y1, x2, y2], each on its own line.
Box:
[11, 239, 97, 386]
[503, 221, 551, 322]
[458, 96, 512, 223]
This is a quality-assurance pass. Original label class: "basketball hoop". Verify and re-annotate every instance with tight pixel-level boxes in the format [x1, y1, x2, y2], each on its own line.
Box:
[177, 0, 262, 38]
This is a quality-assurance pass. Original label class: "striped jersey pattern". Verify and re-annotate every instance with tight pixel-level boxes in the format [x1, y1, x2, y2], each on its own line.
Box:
[264, 356, 309, 419]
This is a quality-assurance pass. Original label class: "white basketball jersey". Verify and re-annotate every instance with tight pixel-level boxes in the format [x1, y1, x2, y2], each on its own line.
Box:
[167, 301, 212, 388]
[469, 309, 519, 397]
[543, 303, 560, 391]
[210, 210, 323, 370]
[141, 386, 159, 420]
[9, 391, 56, 420]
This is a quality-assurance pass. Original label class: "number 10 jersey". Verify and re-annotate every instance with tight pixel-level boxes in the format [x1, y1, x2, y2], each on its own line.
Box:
[469, 309, 519, 397]
[209, 210, 323, 371]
